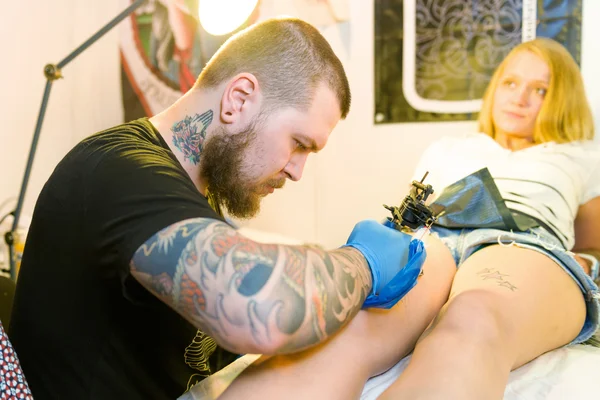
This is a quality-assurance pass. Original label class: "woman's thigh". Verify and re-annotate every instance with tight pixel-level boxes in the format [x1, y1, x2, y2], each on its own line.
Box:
[444, 244, 586, 368]
[351, 231, 457, 374]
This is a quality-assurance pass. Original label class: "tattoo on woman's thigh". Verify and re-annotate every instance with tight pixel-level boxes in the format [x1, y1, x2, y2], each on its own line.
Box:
[476, 268, 518, 291]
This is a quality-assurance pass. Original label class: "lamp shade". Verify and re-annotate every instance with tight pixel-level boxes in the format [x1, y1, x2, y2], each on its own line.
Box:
[199, 0, 259, 36]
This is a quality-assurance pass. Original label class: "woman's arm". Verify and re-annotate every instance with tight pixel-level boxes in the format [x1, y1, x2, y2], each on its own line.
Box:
[573, 196, 600, 277]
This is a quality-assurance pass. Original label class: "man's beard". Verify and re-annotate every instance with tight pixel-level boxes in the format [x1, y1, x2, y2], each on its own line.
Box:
[200, 117, 282, 219]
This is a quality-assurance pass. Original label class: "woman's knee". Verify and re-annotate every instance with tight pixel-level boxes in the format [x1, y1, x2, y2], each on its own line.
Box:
[431, 290, 517, 352]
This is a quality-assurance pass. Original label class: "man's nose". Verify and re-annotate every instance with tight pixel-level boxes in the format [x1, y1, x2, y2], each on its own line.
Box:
[283, 154, 309, 181]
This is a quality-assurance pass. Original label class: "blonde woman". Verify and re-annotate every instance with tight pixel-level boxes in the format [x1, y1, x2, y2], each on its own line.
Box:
[218, 38, 600, 400]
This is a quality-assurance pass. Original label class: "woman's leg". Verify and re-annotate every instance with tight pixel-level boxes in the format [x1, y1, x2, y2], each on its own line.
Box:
[217, 234, 457, 400]
[379, 244, 587, 400]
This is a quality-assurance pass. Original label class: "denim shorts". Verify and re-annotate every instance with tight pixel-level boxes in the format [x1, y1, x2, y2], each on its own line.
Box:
[430, 225, 600, 344]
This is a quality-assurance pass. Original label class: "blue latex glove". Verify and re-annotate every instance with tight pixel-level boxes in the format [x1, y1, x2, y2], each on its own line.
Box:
[344, 219, 427, 309]
[362, 238, 426, 308]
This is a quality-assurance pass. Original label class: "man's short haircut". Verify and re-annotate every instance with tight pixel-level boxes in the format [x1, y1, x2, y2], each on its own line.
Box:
[194, 17, 351, 118]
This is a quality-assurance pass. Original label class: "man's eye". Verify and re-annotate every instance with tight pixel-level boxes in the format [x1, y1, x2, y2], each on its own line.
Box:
[295, 140, 307, 151]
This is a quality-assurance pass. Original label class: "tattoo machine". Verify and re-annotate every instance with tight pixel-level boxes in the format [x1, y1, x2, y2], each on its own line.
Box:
[362, 173, 436, 309]
[383, 172, 437, 234]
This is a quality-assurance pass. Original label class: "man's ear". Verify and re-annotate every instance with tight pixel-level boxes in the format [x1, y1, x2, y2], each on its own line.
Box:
[220, 73, 260, 124]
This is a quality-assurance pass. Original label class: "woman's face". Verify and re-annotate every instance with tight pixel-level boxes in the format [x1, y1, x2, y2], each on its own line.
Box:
[491, 51, 550, 142]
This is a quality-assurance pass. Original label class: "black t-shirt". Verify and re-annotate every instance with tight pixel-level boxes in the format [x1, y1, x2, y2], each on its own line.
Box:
[10, 119, 237, 399]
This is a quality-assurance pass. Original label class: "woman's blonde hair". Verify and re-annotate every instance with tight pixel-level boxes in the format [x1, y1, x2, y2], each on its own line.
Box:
[478, 38, 594, 143]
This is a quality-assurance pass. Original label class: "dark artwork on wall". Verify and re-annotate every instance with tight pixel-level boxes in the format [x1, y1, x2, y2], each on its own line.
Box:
[374, 0, 583, 124]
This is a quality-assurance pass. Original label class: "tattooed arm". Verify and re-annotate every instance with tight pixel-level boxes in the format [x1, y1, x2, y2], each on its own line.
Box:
[130, 217, 372, 355]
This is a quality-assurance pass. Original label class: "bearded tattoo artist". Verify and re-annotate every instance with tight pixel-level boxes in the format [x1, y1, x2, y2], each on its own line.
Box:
[9, 18, 415, 400]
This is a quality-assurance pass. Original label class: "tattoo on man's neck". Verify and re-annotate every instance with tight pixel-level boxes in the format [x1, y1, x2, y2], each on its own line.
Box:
[171, 110, 213, 165]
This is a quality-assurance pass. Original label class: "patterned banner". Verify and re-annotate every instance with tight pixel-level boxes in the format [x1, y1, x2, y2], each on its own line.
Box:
[375, 0, 583, 123]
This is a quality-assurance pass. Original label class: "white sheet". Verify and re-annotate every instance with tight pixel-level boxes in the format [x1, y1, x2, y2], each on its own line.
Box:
[362, 345, 600, 399]
[178, 345, 600, 400]
[177, 228, 600, 399]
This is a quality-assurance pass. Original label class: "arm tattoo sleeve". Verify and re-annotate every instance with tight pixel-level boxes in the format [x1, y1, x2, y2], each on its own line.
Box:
[131, 218, 372, 354]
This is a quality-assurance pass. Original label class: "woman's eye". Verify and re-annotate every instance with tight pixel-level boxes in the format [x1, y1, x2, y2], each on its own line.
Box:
[504, 80, 516, 88]
[536, 87, 547, 97]
[295, 140, 307, 151]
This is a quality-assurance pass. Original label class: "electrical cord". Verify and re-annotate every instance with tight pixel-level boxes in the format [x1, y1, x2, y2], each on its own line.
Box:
[0, 198, 16, 223]
[0, 212, 13, 227]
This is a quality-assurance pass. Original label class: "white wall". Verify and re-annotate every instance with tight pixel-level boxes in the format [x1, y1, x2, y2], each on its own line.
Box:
[0, 0, 124, 228]
[1, 0, 599, 251]
[580, 0, 600, 131]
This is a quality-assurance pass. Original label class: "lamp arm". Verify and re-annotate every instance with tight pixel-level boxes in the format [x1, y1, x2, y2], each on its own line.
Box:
[5, 0, 146, 280]
[57, 0, 145, 70]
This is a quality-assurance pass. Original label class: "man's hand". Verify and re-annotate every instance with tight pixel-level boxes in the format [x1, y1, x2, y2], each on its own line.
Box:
[344, 219, 424, 308]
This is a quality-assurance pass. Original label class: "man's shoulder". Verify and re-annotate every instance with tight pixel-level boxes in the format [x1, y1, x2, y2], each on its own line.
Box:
[80, 118, 162, 153]
[67, 118, 174, 172]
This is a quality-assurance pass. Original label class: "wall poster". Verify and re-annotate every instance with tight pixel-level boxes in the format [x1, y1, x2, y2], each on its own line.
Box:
[374, 0, 583, 124]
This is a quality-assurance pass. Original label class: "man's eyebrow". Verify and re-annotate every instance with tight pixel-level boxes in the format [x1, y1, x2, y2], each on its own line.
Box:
[297, 134, 320, 152]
